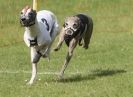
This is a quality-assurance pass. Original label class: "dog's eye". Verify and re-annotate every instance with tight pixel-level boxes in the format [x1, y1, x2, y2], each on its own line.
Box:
[28, 12, 33, 16]
[65, 23, 68, 27]
[73, 23, 78, 29]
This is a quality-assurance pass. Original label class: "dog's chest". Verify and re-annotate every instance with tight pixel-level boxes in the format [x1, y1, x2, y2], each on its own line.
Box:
[24, 30, 51, 47]
[64, 34, 73, 47]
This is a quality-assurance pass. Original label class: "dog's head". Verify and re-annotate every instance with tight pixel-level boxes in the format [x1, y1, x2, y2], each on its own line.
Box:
[20, 6, 37, 27]
[63, 16, 81, 35]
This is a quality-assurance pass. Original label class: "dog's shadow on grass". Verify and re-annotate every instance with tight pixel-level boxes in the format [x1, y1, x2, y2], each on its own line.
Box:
[56, 69, 126, 83]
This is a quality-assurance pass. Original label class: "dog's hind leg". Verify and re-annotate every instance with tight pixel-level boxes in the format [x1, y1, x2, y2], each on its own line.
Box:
[78, 38, 83, 46]
[83, 17, 93, 49]
[58, 38, 78, 79]
[44, 23, 59, 61]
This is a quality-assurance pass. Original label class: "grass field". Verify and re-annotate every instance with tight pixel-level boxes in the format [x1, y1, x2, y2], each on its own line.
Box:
[0, 0, 133, 97]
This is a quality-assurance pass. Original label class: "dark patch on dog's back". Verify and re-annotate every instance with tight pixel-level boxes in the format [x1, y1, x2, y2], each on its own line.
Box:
[76, 14, 89, 34]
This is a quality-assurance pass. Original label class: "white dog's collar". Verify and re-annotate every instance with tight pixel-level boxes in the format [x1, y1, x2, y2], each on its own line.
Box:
[28, 36, 38, 47]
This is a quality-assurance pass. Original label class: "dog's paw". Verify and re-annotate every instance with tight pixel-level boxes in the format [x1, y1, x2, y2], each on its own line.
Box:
[57, 75, 62, 80]
[79, 43, 83, 46]
[83, 45, 88, 49]
[42, 53, 48, 58]
[53, 48, 59, 51]
[26, 80, 34, 85]
[57, 73, 64, 80]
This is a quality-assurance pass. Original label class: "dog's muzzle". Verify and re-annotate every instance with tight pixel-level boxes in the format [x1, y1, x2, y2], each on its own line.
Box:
[65, 28, 74, 35]
[20, 17, 35, 27]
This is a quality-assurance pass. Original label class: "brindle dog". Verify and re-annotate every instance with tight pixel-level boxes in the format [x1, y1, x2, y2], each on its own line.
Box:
[54, 14, 93, 78]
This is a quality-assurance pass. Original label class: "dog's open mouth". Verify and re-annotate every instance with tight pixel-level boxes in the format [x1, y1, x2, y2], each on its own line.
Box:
[20, 19, 35, 27]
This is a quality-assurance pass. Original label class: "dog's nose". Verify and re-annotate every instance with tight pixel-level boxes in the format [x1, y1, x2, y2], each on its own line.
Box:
[21, 17, 26, 21]
[66, 30, 73, 35]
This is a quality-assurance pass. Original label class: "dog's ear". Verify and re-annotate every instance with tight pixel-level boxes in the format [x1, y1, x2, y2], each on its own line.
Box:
[21, 5, 30, 14]
[75, 17, 82, 28]
[25, 5, 30, 10]
[63, 22, 65, 28]
[63, 21, 68, 28]
[28, 9, 37, 19]
[63, 17, 70, 28]
[32, 9, 37, 15]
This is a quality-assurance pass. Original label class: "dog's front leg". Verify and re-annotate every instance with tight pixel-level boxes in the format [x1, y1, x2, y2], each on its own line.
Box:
[28, 63, 37, 85]
[59, 38, 78, 78]
[28, 47, 41, 85]
[54, 28, 65, 51]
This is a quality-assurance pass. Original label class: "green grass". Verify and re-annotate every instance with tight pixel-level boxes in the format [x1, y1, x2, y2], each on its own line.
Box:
[0, 0, 133, 97]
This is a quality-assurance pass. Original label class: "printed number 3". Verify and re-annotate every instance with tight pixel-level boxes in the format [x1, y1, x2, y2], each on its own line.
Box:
[41, 18, 49, 31]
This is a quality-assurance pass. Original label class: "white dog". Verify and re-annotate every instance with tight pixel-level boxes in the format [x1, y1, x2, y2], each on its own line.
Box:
[20, 6, 59, 84]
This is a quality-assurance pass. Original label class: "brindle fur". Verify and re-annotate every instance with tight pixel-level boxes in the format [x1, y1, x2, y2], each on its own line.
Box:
[54, 14, 93, 78]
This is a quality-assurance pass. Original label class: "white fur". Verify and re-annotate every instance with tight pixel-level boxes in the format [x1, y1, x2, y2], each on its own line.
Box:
[23, 10, 59, 84]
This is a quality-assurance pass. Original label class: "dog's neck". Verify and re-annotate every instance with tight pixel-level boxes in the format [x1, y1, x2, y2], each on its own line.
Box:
[25, 19, 39, 38]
